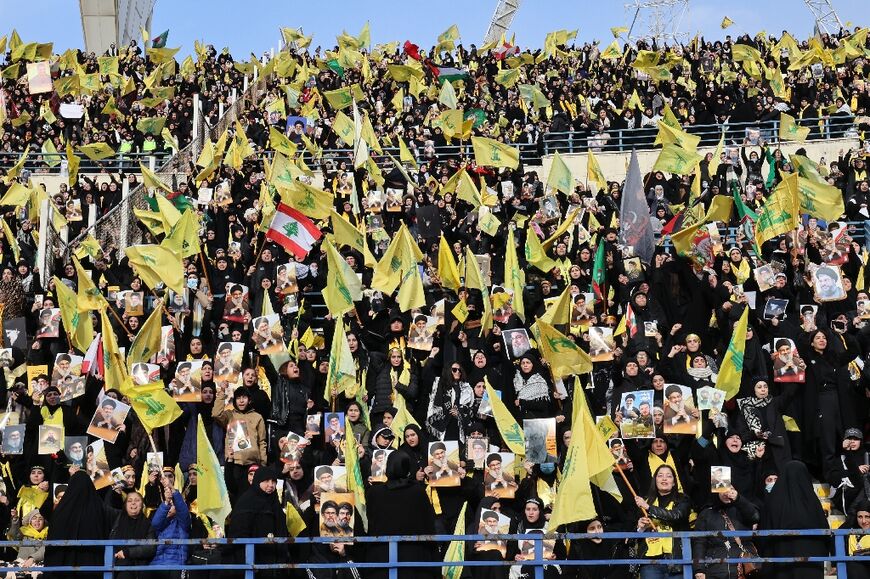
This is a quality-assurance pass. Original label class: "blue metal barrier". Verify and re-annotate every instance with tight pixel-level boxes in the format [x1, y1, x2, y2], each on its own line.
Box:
[1, 529, 867, 579]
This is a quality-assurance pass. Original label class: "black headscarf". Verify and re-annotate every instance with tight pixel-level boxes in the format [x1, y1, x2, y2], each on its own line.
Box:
[761, 460, 828, 530]
[398, 424, 429, 474]
[385, 450, 414, 490]
[47, 470, 110, 540]
[228, 466, 287, 538]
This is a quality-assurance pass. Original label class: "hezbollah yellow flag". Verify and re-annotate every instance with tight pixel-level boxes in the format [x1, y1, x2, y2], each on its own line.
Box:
[324, 317, 357, 403]
[485, 377, 525, 455]
[438, 235, 461, 292]
[371, 224, 422, 294]
[721, 16, 734, 29]
[162, 210, 201, 258]
[600, 40, 623, 60]
[2, 146, 27, 185]
[389, 392, 420, 442]
[139, 162, 172, 194]
[53, 276, 94, 353]
[125, 244, 185, 294]
[323, 239, 362, 316]
[268, 126, 298, 157]
[654, 121, 701, 151]
[653, 144, 702, 175]
[397, 264, 426, 312]
[282, 181, 333, 220]
[99, 308, 129, 392]
[755, 173, 800, 247]
[539, 285, 572, 326]
[155, 193, 182, 236]
[73, 256, 108, 310]
[195, 415, 231, 528]
[524, 228, 557, 273]
[532, 320, 592, 379]
[128, 303, 163, 364]
[225, 120, 254, 169]
[547, 151, 573, 194]
[0, 219, 18, 263]
[463, 247, 492, 332]
[719, 307, 749, 400]
[286, 502, 307, 538]
[0, 182, 29, 207]
[77, 142, 115, 161]
[344, 417, 368, 530]
[133, 209, 166, 236]
[495, 67, 521, 88]
[587, 150, 608, 192]
[779, 112, 810, 142]
[330, 211, 375, 267]
[443, 502, 467, 579]
[796, 176, 845, 222]
[504, 230, 526, 322]
[471, 137, 519, 170]
[549, 381, 617, 529]
[121, 377, 183, 433]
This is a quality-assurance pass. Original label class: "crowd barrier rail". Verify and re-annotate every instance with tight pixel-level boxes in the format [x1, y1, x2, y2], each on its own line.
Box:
[1, 528, 866, 579]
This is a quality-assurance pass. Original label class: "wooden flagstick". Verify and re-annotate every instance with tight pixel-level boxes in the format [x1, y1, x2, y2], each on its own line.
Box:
[198, 250, 213, 295]
[615, 464, 657, 530]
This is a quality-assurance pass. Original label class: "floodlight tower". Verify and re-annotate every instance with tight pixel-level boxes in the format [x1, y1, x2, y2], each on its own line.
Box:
[80, 0, 155, 55]
[804, 0, 844, 34]
[625, 0, 691, 46]
[483, 0, 522, 45]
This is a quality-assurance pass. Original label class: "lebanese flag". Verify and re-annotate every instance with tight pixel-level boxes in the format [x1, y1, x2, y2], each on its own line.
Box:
[403, 41, 423, 61]
[625, 304, 638, 338]
[493, 41, 519, 60]
[265, 203, 322, 259]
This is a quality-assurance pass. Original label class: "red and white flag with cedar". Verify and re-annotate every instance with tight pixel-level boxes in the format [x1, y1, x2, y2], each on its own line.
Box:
[265, 203, 322, 259]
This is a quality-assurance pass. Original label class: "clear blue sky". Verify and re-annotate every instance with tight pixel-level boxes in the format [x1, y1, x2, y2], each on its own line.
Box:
[0, 0, 866, 56]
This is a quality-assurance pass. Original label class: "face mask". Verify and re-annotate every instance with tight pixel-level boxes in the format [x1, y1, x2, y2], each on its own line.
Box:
[540, 463, 556, 475]
[187, 278, 199, 289]
[765, 482, 775, 493]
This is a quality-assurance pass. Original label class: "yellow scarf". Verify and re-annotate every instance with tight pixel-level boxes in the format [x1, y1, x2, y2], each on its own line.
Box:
[849, 534, 870, 555]
[734, 259, 751, 284]
[20, 524, 48, 540]
[41, 406, 64, 427]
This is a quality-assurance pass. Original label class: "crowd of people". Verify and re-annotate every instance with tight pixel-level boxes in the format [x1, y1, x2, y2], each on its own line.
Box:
[0, 18, 868, 579]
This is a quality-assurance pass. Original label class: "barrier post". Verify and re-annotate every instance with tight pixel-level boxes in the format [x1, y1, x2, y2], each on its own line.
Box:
[681, 536, 693, 579]
[834, 531, 847, 579]
[533, 535, 544, 579]
[103, 543, 114, 579]
[388, 538, 398, 579]
[245, 542, 256, 579]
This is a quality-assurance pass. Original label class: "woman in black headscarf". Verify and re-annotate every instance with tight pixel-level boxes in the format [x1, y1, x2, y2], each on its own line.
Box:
[366, 452, 438, 579]
[226, 466, 289, 579]
[507, 498, 565, 579]
[43, 470, 116, 579]
[109, 491, 157, 579]
[467, 496, 509, 579]
[398, 424, 430, 480]
[566, 517, 632, 579]
[760, 460, 829, 579]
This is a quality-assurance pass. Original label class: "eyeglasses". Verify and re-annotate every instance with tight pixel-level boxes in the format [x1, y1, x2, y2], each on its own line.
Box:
[451, 367, 461, 373]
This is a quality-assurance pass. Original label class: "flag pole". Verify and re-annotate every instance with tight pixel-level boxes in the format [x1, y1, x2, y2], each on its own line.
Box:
[615, 464, 657, 530]
[198, 250, 213, 295]
[146, 292, 180, 332]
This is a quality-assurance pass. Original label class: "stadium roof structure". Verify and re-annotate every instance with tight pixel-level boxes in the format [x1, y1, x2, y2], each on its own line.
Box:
[79, 0, 155, 55]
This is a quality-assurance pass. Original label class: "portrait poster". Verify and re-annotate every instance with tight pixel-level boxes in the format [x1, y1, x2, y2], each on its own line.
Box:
[589, 326, 616, 362]
[662, 384, 699, 435]
[771, 338, 806, 383]
[251, 314, 284, 356]
[476, 509, 512, 556]
[618, 389, 655, 439]
[711, 465, 733, 493]
[214, 342, 244, 384]
[483, 452, 518, 499]
[314, 465, 348, 494]
[428, 441, 461, 487]
[319, 492, 355, 538]
[523, 418, 557, 464]
[87, 396, 132, 444]
[169, 360, 203, 402]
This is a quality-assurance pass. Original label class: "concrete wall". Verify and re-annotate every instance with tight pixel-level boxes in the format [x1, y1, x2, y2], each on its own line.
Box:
[538, 137, 861, 187]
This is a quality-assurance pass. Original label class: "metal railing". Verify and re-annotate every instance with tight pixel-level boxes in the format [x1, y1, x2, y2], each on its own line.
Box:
[0, 151, 174, 173]
[542, 116, 859, 155]
[0, 529, 866, 579]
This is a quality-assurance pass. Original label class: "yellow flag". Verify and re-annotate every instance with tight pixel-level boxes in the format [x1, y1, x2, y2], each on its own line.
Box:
[438, 235, 461, 292]
[463, 247, 492, 331]
[718, 307, 748, 400]
[653, 144, 702, 175]
[226, 120, 254, 169]
[53, 276, 94, 353]
[139, 162, 173, 194]
[325, 317, 357, 403]
[323, 239, 363, 316]
[654, 120, 701, 151]
[587, 150, 608, 192]
[547, 151, 574, 194]
[162, 210, 201, 258]
[532, 320, 592, 379]
[600, 40, 623, 60]
[323, 86, 357, 110]
[0, 219, 18, 264]
[471, 137, 520, 170]
[0, 182, 30, 207]
[125, 245, 185, 294]
[796, 176, 845, 222]
[155, 193, 182, 235]
[397, 137, 417, 169]
[443, 502, 467, 579]
[99, 307, 128, 391]
[721, 16, 734, 29]
[754, 173, 800, 247]
[268, 126, 298, 157]
[504, 230, 526, 322]
[73, 256, 107, 311]
[286, 502, 307, 537]
[549, 380, 617, 529]
[524, 228, 557, 273]
[485, 377, 525, 455]
[344, 417, 368, 530]
[495, 67, 521, 88]
[330, 211, 375, 266]
[281, 181, 333, 220]
[779, 112, 810, 142]
[194, 415, 231, 528]
[76, 142, 115, 161]
[539, 285, 572, 326]
[128, 303, 163, 365]
[136, 116, 166, 135]
[706, 195, 733, 224]
[146, 46, 180, 64]
[371, 224, 422, 294]
[3, 146, 28, 185]
[133, 209, 167, 236]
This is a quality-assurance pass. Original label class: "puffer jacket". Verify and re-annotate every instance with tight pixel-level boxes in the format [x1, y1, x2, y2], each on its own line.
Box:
[151, 491, 190, 565]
